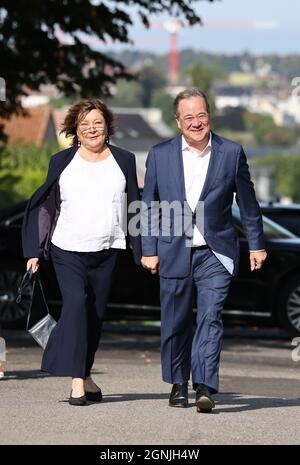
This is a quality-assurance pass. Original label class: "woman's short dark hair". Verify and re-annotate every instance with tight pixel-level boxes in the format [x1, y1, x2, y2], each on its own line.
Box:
[60, 98, 115, 145]
[173, 88, 210, 118]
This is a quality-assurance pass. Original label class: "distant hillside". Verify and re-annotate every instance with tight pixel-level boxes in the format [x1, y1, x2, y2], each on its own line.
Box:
[110, 49, 300, 81]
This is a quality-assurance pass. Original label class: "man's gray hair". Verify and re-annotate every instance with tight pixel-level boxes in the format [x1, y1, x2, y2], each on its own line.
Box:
[173, 88, 210, 117]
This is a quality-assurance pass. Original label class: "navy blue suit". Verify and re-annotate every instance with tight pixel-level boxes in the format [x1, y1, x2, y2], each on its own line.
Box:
[22, 144, 141, 378]
[142, 133, 264, 392]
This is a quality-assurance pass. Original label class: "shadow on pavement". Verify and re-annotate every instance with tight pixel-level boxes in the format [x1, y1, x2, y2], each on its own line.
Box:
[0, 370, 49, 380]
[54, 391, 300, 413]
[214, 392, 300, 414]
[0, 369, 104, 381]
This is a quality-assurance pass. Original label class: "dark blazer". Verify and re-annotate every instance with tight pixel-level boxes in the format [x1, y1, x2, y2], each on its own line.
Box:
[22, 144, 142, 265]
[141, 132, 265, 278]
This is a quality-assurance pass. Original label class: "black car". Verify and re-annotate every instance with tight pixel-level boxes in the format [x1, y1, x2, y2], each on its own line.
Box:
[260, 203, 300, 237]
[1, 201, 300, 336]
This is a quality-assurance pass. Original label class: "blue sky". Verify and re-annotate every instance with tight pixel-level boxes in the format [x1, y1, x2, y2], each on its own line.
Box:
[111, 0, 300, 55]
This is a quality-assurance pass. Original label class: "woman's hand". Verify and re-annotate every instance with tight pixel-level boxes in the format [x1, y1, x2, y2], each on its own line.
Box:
[26, 258, 39, 273]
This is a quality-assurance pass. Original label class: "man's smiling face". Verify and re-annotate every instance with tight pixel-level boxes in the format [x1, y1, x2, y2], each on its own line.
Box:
[176, 96, 211, 150]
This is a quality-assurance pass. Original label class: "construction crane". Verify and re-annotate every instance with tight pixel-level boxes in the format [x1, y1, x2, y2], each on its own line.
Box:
[56, 19, 279, 86]
[161, 20, 183, 84]
[145, 19, 278, 85]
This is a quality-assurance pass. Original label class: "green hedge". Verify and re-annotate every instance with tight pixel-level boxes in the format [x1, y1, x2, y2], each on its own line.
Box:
[0, 143, 60, 209]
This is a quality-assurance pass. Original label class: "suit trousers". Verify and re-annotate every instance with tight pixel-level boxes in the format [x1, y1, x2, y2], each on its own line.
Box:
[41, 243, 118, 378]
[160, 246, 232, 393]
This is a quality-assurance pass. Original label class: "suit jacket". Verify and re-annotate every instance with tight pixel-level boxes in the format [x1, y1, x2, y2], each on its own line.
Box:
[22, 144, 142, 265]
[141, 132, 264, 278]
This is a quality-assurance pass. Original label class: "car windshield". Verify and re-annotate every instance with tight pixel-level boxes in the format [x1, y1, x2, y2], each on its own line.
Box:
[232, 205, 296, 239]
[260, 210, 300, 237]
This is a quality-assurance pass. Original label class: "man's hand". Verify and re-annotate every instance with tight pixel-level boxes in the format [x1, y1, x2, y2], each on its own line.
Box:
[141, 256, 159, 274]
[249, 250, 267, 271]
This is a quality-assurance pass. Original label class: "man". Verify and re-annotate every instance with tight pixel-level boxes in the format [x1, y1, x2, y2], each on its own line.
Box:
[141, 88, 267, 413]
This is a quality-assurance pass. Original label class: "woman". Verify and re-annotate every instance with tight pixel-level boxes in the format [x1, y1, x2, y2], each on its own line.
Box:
[22, 99, 141, 406]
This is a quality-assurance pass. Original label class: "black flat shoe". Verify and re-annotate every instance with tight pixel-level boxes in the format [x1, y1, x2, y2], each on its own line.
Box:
[169, 383, 188, 408]
[195, 384, 215, 413]
[85, 389, 102, 402]
[69, 390, 87, 406]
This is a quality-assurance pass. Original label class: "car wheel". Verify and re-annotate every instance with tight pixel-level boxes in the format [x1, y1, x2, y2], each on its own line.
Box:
[278, 276, 300, 336]
[0, 270, 32, 323]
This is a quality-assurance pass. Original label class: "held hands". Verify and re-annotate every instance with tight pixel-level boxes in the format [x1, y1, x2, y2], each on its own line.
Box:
[249, 250, 267, 271]
[141, 256, 159, 274]
[26, 258, 39, 273]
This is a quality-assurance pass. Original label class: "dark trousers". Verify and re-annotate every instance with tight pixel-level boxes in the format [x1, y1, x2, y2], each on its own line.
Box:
[41, 244, 118, 378]
[160, 247, 232, 394]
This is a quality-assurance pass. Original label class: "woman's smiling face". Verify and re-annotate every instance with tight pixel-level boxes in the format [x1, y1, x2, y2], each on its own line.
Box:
[77, 109, 107, 150]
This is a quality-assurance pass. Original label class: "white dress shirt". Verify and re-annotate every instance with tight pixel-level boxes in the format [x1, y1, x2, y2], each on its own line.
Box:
[182, 134, 212, 247]
[51, 152, 126, 252]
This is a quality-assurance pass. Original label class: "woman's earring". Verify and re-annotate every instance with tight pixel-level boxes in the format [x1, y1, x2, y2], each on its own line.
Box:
[78, 140, 81, 147]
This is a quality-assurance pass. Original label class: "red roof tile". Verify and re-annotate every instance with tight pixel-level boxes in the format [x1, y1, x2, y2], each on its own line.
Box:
[0, 106, 54, 148]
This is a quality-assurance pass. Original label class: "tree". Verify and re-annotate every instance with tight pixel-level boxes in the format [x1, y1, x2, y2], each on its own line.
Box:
[150, 90, 175, 129]
[0, 143, 59, 208]
[245, 112, 299, 146]
[185, 61, 221, 122]
[107, 65, 168, 110]
[253, 154, 300, 202]
[109, 80, 143, 108]
[138, 66, 167, 108]
[0, 0, 215, 139]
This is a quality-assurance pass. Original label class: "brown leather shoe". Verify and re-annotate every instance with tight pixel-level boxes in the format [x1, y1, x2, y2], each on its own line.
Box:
[195, 384, 215, 413]
[169, 383, 188, 408]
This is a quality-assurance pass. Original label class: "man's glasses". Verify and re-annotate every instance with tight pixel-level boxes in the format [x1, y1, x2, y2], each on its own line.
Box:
[182, 113, 209, 125]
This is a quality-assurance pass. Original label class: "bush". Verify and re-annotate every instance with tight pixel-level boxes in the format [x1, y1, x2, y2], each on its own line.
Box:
[245, 113, 299, 146]
[252, 153, 300, 202]
[0, 143, 60, 208]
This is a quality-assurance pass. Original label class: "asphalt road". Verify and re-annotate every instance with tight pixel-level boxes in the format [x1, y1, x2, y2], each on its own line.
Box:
[0, 326, 300, 445]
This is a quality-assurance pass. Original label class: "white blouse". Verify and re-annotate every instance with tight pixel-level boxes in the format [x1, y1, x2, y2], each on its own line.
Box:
[51, 152, 127, 252]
